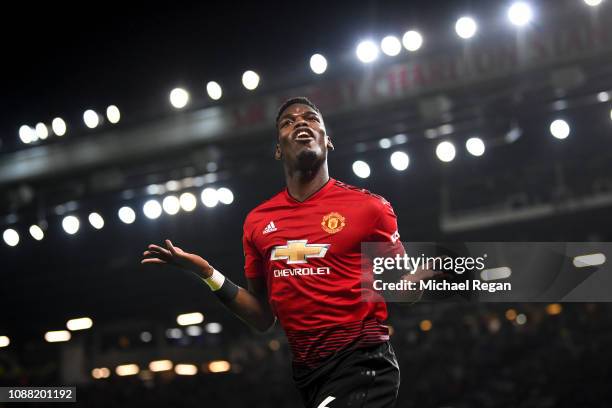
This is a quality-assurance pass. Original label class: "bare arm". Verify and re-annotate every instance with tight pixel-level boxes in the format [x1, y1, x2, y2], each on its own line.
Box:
[142, 239, 275, 332]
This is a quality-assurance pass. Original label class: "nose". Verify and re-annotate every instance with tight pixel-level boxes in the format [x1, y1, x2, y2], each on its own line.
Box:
[294, 117, 308, 129]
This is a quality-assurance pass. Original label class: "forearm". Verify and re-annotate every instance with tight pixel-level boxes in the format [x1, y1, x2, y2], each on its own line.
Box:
[202, 269, 275, 332]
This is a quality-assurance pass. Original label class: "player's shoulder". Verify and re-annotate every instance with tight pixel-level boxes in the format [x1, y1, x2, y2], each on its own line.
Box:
[244, 189, 286, 227]
[332, 179, 393, 210]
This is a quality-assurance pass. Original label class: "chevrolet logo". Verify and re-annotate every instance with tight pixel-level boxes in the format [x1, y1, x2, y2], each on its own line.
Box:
[270, 240, 330, 264]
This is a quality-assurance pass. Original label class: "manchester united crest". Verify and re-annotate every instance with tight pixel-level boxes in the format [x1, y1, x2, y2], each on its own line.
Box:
[321, 212, 346, 234]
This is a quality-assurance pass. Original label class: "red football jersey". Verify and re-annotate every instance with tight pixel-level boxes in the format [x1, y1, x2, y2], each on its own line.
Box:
[242, 178, 405, 367]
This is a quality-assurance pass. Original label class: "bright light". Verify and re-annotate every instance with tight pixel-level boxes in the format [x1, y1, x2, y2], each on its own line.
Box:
[352, 160, 371, 179]
[186, 325, 203, 336]
[149, 360, 173, 372]
[179, 192, 197, 212]
[66, 317, 93, 331]
[205, 322, 223, 334]
[19, 125, 34, 144]
[381, 36, 402, 56]
[420, 319, 432, 332]
[217, 187, 234, 205]
[402, 30, 423, 51]
[143, 199, 163, 219]
[115, 364, 139, 376]
[177, 312, 204, 326]
[242, 70, 260, 90]
[597, 92, 610, 102]
[201, 188, 219, 208]
[3, 229, 19, 247]
[165, 180, 181, 191]
[29, 225, 44, 241]
[106, 105, 121, 124]
[52, 118, 66, 136]
[455, 16, 478, 39]
[390, 151, 410, 171]
[175, 364, 198, 376]
[610, 108, 612, 121]
[83, 110, 99, 128]
[140, 331, 152, 342]
[207, 360, 231, 373]
[546, 303, 563, 315]
[516, 313, 527, 325]
[508, 2, 533, 26]
[356, 40, 379, 63]
[88, 212, 104, 229]
[309, 53, 328, 74]
[550, 119, 570, 139]
[35, 123, 49, 140]
[170, 88, 190, 109]
[162, 195, 180, 215]
[466, 137, 485, 156]
[584, 0, 603, 6]
[118, 206, 136, 224]
[0, 336, 9, 348]
[62, 215, 80, 235]
[91, 367, 110, 379]
[206, 81, 223, 100]
[44, 330, 71, 343]
[379, 138, 392, 149]
[436, 141, 456, 162]
[166, 328, 182, 339]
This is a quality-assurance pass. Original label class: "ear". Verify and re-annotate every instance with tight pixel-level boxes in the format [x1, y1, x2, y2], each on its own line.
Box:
[274, 143, 282, 160]
[326, 135, 335, 151]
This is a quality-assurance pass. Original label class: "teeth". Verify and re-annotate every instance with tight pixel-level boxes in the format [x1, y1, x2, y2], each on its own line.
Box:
[297, 131, 310, 138]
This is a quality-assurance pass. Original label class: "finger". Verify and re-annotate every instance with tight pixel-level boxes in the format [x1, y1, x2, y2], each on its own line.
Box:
[141, 258, 167, 265]
[165, 239, 178, 255]
[148, 244, 171, 256]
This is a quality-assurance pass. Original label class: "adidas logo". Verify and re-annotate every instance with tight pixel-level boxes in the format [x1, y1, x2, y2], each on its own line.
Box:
[263, 221, 278, 235]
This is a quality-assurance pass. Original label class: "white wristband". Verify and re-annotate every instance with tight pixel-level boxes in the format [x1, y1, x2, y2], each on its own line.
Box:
[203, 268, 225, 291]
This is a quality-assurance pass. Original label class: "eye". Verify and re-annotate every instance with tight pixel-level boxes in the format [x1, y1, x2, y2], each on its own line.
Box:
[279, 119, 293, 128]
[308, 116, 320, 122]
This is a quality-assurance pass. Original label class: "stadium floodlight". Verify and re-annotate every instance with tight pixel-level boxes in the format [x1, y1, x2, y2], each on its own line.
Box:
[0, 336, 9, 348]
[381, 36, 402, 56]
[83, 110, 100, 129]
[44, 330, 71, 343]
[162, 195, 180, 215]
[352, 160, 371, 178]
[29, 224, 44, 241]
[106, 105, 120, 124]
[62, 215, 80, 235]
[91, 368, 110, 379]
[19, 125, 34, 144]
[242, 70, 260, 90]
[115, 364, 139, 376]
[186, 325, 203, 336]
[379, 138, 392, 149]
[66, 317, 93, 331]
[179, 192, 197, 212]
[217, 187, 234, 205]
[177, 312, 204, 326]
[208, 360, 231, 373]
[205, 322, 223, 334]
[309, 53, 328, 74]
[206, 81, 223, 100]
[143, 199, 162, 219]
[465, 137, 486, 156]
[390, 151, 410, 171]
[550, 119, 570, 139]
[584, 0, 603, 6]
[508, 2, 533, 26]
[118, 206, 136, 224]
[170, 88, 190, 109]
[175, 364, 198, 376]
[402, 30, 423, 51]
[455, 16, 478, 39]
[149, 360, 173, 372]
[201, 188, 219, 208]
[597, 92, 610, 102]
[436, 141, 456, 162]
[356, 40, 379, 63]
[2, 229, 19, 247]
[52, 117, 67, 136]
[88, 212, 104, 229]
[35, 123, 49, 140]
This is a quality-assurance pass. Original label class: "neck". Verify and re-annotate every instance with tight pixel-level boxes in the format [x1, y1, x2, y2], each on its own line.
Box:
[284, 162, 330, 202]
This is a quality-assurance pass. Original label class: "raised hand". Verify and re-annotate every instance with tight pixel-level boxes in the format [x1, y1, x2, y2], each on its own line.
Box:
[141, 239, 213, 278]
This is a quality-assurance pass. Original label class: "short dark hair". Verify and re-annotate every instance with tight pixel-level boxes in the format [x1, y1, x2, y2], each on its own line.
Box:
[275, 97, 321, 124]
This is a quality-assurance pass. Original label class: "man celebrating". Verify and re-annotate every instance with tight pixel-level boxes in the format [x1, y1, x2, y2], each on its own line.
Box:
[142, 97, 410, 407]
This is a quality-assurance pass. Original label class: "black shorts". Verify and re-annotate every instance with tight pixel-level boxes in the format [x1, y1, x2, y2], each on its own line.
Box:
[293, 341, 400, 408]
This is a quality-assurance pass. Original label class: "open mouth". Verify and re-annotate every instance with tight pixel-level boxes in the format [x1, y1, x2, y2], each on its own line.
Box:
[293, 129, 315, 142]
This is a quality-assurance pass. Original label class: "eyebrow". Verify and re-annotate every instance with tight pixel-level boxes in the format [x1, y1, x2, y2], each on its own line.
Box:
[278, 111, 319, 121]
